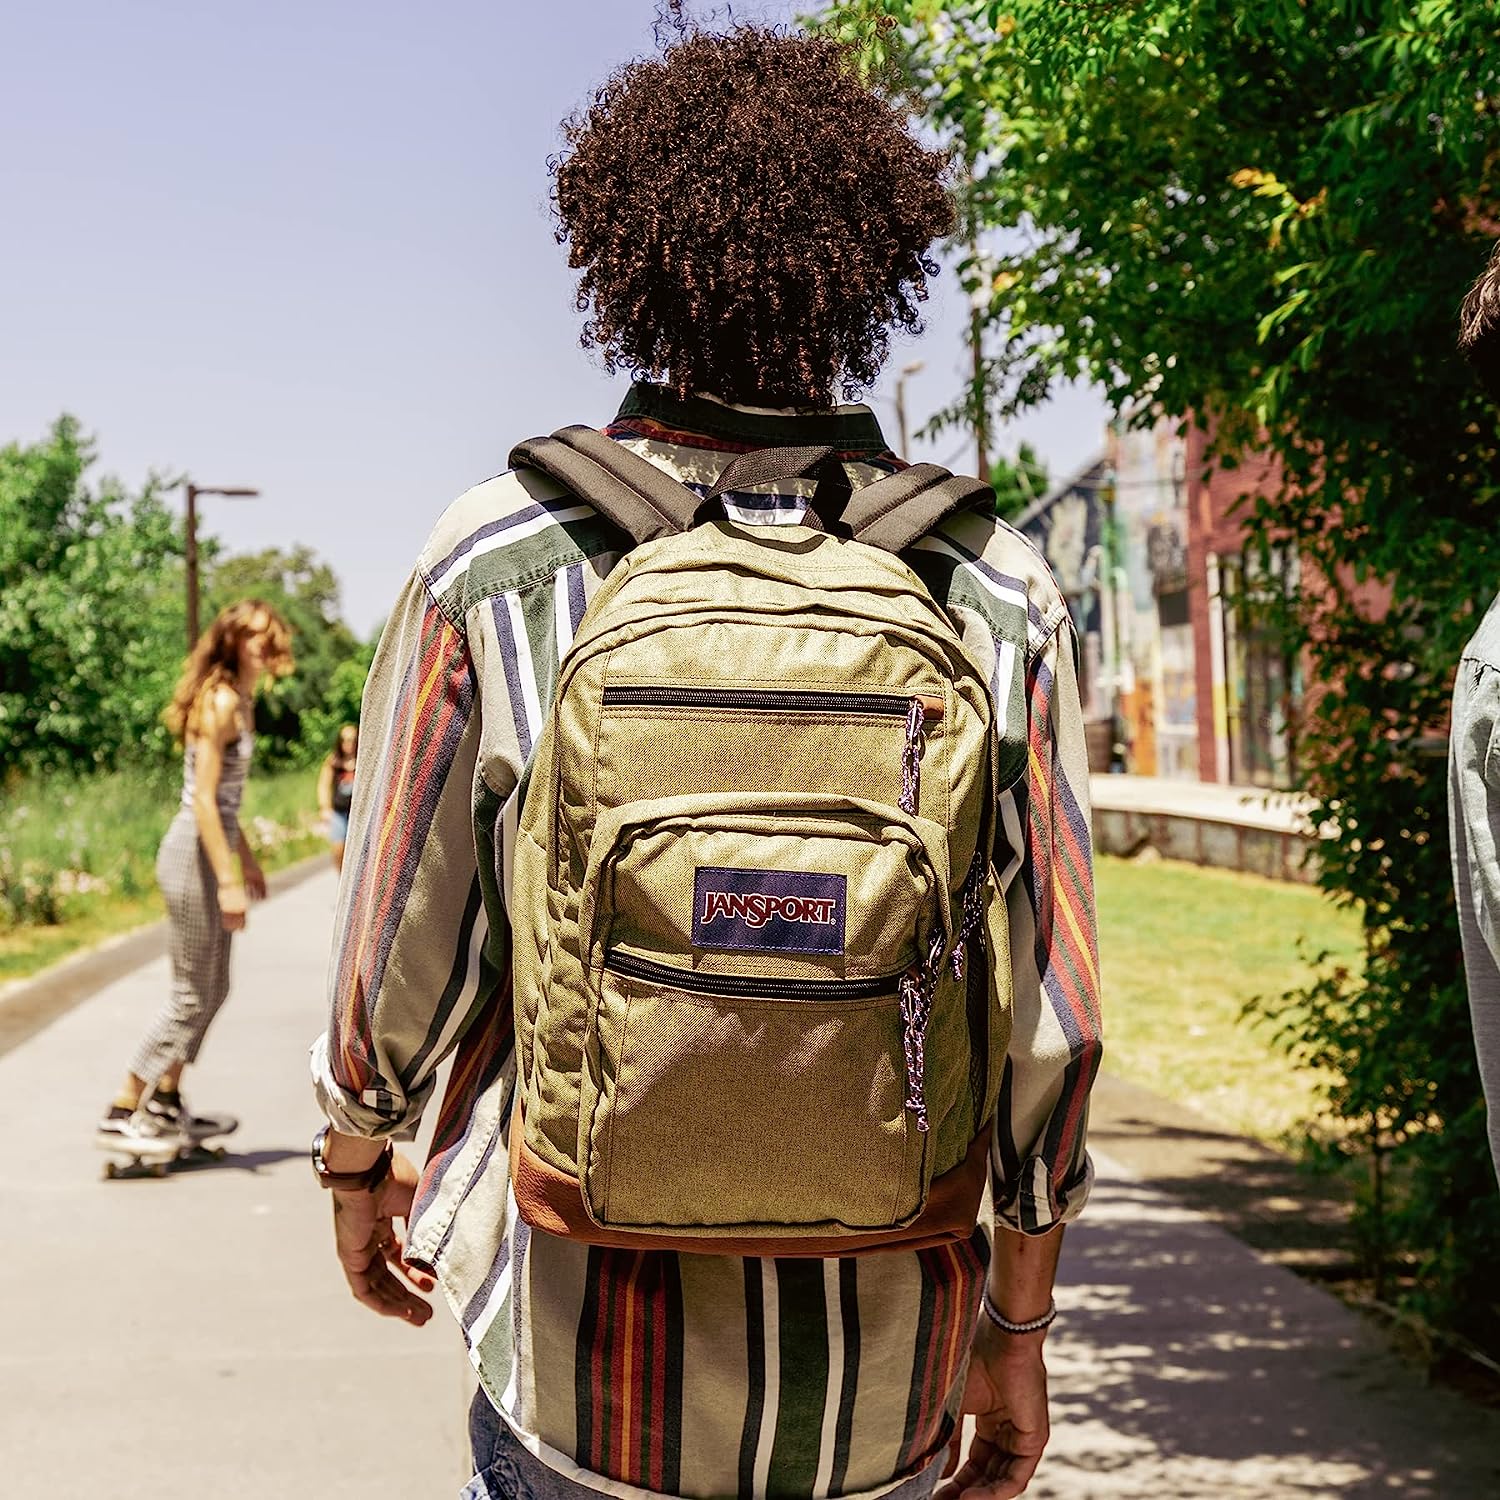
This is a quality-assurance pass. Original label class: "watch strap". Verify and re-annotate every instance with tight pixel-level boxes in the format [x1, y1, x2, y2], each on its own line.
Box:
[312, 1127, 394, 1191]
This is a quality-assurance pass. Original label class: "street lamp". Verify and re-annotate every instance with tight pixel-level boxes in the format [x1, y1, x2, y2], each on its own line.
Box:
[182, 481, 259, 648]
[894, 359, 925, 457]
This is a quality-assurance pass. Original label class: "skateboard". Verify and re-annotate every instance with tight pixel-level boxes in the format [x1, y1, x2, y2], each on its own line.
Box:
[97, 1131, 234, 1180]
[97, 1138, 178, 1179]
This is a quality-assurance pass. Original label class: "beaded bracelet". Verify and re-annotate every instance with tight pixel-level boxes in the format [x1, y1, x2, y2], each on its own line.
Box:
[980, 1287, 1058, 1335]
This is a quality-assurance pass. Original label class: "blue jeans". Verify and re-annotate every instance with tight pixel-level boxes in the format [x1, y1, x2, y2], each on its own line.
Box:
[463, 1388, 945, 1500]
[464, 1391, 602, 1500]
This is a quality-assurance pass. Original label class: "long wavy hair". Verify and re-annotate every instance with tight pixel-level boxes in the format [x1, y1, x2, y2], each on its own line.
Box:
[1459, 239, 1500, 399]
[164, 599, 294, 742]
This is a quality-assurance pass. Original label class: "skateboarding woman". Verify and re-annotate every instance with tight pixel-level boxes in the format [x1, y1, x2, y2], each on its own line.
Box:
[96, 599, 294, 1158]
[315, 724, 358, 872]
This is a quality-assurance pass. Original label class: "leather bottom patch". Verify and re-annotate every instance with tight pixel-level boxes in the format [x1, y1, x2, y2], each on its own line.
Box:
[509, 1101, 990, 1257]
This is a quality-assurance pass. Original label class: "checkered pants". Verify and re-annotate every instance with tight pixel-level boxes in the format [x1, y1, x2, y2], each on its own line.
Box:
[130, 813, 234, 1083]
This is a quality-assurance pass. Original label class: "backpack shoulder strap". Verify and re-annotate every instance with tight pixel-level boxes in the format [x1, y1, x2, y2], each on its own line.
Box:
[839, 464, 995, 554]
[507, 425, 701, 545]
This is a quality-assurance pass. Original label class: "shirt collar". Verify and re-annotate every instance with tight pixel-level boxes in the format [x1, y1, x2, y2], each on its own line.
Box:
[612, 381, 893, 456]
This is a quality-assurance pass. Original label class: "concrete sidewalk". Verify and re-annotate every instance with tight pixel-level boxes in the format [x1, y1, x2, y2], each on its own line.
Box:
[1038, 1163, 1500, 1497]
[3, 871, 1499, 1497]
[0, 868, 470, 1498]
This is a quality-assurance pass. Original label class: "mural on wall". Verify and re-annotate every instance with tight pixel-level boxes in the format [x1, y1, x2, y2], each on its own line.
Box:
[1109, 420, 1198, 779]
[1016, 461, 1110, 728]
[1019, 422, 1200, 779]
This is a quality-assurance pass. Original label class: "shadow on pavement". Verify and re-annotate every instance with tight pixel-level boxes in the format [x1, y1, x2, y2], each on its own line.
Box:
[1035, 1176, 1500, 1499]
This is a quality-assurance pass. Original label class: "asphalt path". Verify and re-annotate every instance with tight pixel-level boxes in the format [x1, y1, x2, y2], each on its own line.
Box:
[3, 870, 1498, 1497]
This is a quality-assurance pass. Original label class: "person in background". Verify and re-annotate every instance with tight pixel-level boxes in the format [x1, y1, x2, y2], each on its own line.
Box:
[1451, 238, 1500, 1187]
[95, 599, 294, 1156]
[316, 724, 358, 873]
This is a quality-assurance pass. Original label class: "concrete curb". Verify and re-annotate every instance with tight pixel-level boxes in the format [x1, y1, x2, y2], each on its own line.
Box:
[0, 854, 328, 1060]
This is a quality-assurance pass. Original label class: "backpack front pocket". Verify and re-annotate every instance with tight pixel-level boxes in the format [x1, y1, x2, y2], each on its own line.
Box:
[576, 793, 952, 1237]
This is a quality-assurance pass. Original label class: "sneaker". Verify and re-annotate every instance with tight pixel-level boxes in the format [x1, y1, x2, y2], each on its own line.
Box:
[145, 1094, 238, 1143]
[95, 1103, 185, 1156]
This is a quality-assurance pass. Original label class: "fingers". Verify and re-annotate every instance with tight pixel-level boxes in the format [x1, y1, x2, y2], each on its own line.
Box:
[935, 1435, 1044, 1500]
[378, 1225, 437, 1295]
[344, 1250, 433, 1325]
[334, 1189, 432, 1325]
[994, 1449, 1042, 1498]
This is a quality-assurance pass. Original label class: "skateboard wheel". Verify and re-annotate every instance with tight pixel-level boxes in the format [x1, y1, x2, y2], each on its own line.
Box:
[104, 1162, 118, 1180]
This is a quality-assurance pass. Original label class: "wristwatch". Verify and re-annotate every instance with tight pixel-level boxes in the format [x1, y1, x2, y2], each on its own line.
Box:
[311, 1124, 394, 1192]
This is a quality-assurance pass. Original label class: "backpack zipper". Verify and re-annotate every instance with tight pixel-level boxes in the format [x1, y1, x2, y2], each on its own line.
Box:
[602, 685, 944, 720]
[602, 686, 943, 814]
[605, 949, 901, 1002]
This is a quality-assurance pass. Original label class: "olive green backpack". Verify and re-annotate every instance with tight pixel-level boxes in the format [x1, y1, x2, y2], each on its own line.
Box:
[505, 428, 1012, 1255]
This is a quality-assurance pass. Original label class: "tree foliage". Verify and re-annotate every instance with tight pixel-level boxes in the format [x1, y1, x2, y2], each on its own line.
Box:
[0, 418, 186, 775]
[0, 420, 371, 781]
[824, 0, 1500, 1340]
[206, 546, 368, 768]
[986, 441, 1049, 520]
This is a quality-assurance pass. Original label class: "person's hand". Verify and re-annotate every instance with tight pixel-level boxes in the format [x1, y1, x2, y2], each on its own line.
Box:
[936, 1322, 1050, 1500]
[332, 1150, 436, 1326]
[241, 854, 268, 902]
[217, 881, 248, 932]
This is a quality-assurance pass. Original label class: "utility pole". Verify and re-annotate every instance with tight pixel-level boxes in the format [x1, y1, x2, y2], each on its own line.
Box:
[893, 359, 925, 457]
[182, 481, 260, 649]
[970, 303, 990, 484]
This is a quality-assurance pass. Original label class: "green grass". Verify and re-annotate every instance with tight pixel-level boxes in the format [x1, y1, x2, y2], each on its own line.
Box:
[1096, 853, 1364, 1145]
[2, 776, 1367, 1148]
[0, 764, 325, 983]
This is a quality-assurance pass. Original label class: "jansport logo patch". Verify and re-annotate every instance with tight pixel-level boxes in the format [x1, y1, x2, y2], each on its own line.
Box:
[692, 867, 846, 955]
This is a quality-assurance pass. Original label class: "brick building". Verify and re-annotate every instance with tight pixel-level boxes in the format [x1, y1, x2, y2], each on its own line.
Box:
[1017, 416, 1300, 787]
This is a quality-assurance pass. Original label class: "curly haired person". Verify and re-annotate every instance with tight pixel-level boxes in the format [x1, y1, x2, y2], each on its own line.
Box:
[1452, 239, 1500, 1189]
[309, 21, 1102, 1500]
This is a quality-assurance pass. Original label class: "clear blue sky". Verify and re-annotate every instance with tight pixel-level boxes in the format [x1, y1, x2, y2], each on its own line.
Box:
[3, 0, 1106, 635]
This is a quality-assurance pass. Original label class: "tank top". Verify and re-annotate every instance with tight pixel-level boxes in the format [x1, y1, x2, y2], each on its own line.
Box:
[180, 719, 255, 826]
[330, 759, 356, 815]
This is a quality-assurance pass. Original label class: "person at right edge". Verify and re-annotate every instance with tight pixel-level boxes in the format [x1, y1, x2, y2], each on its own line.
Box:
[1453, 239, 1500, 1188]
[308, 19, 1103, 1500]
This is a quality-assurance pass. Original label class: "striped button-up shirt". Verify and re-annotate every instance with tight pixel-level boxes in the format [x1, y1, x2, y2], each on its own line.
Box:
[311, 384, 1103, 1500]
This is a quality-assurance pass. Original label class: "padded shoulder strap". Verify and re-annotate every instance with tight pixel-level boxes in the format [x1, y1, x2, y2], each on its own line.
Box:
[507, 425, 701, 545]
[838, 464, 996, 554]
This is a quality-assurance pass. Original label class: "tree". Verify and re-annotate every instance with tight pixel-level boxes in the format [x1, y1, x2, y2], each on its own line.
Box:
[0, 417, 187, 775]
[205, 545, 366, 767]
[823, 1, 1500, 1343]
[986, 441, 1048, 520]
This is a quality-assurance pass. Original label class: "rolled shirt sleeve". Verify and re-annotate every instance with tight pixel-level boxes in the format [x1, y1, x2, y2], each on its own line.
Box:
[991, 614, 1104, 1234]
[310, 567, 497, 1140]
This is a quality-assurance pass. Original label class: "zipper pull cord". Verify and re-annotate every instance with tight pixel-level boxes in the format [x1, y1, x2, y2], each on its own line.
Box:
[899, 926, 947, 1133]
[951, 853, 988, 982]
[899, 696, 926, 815]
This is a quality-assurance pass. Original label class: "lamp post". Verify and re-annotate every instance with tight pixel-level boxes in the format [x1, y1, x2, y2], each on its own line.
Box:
[893, 359, 925, 457]
[183, 481, 259, 648]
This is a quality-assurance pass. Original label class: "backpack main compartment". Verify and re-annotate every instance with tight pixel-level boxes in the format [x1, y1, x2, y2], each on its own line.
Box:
[509, 516, 1011, 1255]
